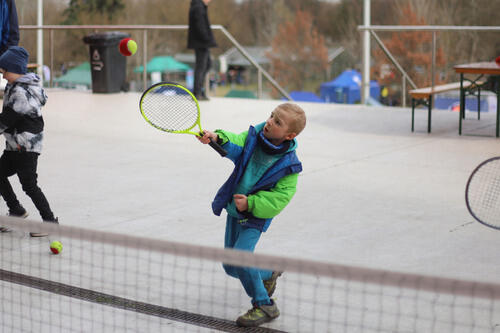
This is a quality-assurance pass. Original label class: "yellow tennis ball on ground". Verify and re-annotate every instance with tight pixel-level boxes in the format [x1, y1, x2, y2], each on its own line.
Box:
[50, 241, 62, 254]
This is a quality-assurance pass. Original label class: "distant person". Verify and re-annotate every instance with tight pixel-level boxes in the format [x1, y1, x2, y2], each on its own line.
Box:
[197, 103, 306, 327]
[0, 46, 58, 237]
[0, 0, 19, 55]
[380, 86, 389, 105]
[188, 0, 217, 101]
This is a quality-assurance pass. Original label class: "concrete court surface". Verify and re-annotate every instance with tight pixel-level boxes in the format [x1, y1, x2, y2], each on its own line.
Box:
[16, 88, 499, 285]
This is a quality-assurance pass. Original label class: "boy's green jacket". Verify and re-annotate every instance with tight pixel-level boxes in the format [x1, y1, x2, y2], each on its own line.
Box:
[212, 122, 302, 231]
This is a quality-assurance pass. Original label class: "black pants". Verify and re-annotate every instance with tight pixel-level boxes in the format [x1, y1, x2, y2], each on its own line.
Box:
[193, 48, 211, 97]
[0, 151, 55, 221]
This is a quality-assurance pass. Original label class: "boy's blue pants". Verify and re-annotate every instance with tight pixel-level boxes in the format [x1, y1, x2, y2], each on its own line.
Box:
[223, 215, 272, 306]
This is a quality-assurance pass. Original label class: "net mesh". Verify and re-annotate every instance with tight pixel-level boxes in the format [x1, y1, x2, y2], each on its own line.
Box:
[466, 157, 500, 229]
[0, 217, 499, 332]
[140, 84, 199, 132]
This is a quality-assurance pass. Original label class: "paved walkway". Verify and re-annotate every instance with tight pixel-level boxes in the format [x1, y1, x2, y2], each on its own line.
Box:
[25, 89, 500, 284]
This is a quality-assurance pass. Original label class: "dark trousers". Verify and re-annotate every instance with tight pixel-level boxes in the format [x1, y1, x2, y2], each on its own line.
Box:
[0, 151, 55, 221]
[193, 48, 211, 97]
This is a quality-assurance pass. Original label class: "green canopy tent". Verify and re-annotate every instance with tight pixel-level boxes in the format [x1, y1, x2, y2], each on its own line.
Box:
[224, 89, 257, 99]
[53, 62, 91, 88]
[134, 56, 191, 73]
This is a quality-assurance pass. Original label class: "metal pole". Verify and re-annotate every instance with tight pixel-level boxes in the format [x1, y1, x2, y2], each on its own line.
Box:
[258, 69, 262, 99]
[431, 31, 436, 91]
[402, 76, 406, 107]
[370, 31, 417, 89]
[358, 25, 500, 32]
[37, 0, 43, 80]
[49, 29, 53, 88]
[18, 24, 500, 32]
[327, 46, 344, 81]
[429, 31, 436, 109]
[19, 24, 293, 99]
[496, 77, 500, 137]
[217, 26, 291, 100]
[142, 29, 147, 91]
[459, 73, 464, 135]
[362, 0, 371, 104]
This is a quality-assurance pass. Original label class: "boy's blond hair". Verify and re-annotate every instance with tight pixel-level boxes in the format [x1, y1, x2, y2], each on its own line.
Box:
[277, 103, 306, 135]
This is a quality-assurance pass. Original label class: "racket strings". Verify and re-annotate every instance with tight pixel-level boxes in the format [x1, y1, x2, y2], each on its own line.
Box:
[467, 160, 500, 228]
[141, 86, 199, 132]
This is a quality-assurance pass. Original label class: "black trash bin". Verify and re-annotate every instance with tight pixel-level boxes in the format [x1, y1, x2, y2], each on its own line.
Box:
[83, 31, 129, 93]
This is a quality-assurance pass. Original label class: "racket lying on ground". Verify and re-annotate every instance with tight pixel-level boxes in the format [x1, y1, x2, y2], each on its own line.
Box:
[465, 156, 500, 230]
[139, 82, 227, 157]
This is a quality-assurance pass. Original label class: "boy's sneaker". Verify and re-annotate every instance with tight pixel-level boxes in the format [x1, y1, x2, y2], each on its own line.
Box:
[1, 207, 29, 232]
[263, 271, 282, 297]
[236, 299, 280, 327]
[30, 217, 58, 238]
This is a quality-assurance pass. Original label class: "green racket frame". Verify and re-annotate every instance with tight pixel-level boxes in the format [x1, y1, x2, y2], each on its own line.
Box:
[139, 82, 227, 156]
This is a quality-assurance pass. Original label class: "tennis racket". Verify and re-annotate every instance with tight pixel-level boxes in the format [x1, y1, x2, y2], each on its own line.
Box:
[465, 156, 500, 230]
[139, 82, 227, 157]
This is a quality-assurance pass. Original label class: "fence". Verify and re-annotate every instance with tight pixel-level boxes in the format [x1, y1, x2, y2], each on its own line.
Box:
[358, 25, 500, 107]
[20, 24, 291, 100]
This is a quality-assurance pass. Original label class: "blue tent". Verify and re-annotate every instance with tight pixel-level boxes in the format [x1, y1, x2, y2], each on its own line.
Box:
[287, 91, 324, 103]
[320, 69, 380, 104]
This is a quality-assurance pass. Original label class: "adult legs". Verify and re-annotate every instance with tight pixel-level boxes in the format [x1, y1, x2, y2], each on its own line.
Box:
[193, 48, 211, 98]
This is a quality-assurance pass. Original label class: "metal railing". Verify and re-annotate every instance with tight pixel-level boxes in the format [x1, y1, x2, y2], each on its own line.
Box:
[358, 25, 500, 106]
[20, 24, 291, 100]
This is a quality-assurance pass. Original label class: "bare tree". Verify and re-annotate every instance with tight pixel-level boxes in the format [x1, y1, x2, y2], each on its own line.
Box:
[236, 0, 292, 46]
[12, 0, 500, 92]
[373, 3, 446, 89]
[267, 10, 328, 92]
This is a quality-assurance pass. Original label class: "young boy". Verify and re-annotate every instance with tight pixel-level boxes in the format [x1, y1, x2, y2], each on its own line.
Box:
[198, 103, 306, 327]
[0, 46, 58, 237]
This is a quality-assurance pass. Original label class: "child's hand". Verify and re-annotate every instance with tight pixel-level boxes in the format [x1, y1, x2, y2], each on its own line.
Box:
[197, 130, 218, 144]
[233, 194, 248, 212]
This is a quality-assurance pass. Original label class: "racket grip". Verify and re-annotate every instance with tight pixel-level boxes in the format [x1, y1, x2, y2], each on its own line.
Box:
[208, 138, 227, 157]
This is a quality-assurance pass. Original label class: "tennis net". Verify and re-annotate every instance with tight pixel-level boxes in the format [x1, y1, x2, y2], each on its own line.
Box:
[0, 216, 499, 332]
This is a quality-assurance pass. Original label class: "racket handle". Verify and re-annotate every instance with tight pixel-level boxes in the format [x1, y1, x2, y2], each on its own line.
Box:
[208, 138, 228, 157]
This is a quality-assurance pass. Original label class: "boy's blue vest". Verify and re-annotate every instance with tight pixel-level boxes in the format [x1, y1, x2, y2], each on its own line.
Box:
[211, 124, 302, 232]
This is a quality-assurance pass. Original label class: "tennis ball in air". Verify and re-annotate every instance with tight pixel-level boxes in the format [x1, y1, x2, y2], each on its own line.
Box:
[119, 38, 137, 56]
[50, 241, 62, 255]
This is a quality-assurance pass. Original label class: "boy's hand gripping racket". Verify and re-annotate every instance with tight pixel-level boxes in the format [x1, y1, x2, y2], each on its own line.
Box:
[139, 82, 227, 157]
[465, 156, 500, 230]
